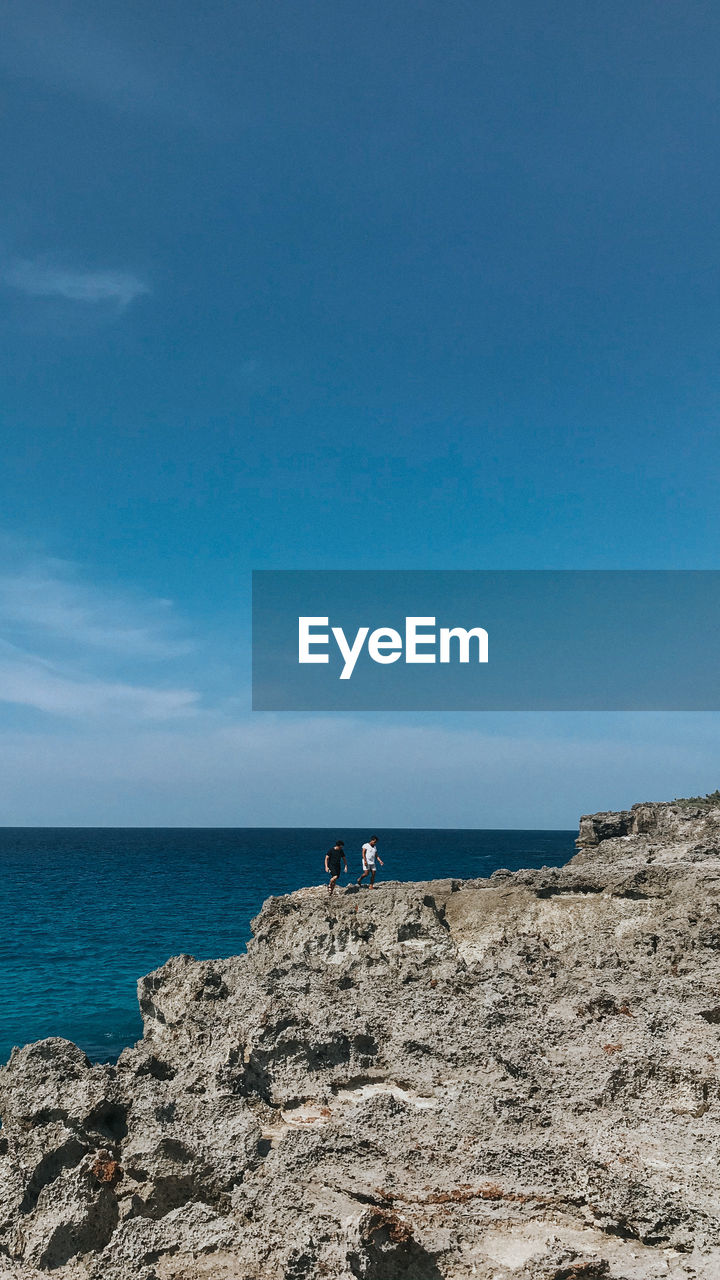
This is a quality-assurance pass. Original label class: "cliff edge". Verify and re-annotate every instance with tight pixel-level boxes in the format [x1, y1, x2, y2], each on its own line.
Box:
[2, 801, 720, 1279]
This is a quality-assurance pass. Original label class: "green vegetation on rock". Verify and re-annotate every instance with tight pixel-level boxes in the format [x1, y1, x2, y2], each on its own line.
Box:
[673, 789, 720, 809]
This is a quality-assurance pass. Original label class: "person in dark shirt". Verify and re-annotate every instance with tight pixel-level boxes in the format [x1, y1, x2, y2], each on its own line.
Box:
[324, 840, 347, 895]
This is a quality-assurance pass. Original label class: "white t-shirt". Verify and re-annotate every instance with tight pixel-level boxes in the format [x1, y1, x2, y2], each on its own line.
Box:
[362, 842, 377, 865]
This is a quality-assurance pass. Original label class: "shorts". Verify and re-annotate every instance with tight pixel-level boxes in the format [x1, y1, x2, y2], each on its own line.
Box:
[328, 862, 342, 877]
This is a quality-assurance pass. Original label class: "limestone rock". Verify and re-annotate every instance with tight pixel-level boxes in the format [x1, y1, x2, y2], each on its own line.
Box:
[2, 800, 720, 1277]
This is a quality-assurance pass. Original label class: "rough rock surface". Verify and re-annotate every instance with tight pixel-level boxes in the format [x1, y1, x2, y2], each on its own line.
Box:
[3, 801, 720, 1278]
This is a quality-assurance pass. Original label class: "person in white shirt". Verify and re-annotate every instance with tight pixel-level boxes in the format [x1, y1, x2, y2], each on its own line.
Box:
[357, 835, 384, 887]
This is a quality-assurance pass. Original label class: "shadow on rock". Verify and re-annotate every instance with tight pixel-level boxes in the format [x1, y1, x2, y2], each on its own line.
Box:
[348, 1209, 444, 1280]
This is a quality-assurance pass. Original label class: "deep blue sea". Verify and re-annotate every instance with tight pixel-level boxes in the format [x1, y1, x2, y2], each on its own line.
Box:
[0, 828, 575, 1063]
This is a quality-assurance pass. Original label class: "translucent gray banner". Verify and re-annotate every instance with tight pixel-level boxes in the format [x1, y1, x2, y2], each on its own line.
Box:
[252, 570, 720, 710]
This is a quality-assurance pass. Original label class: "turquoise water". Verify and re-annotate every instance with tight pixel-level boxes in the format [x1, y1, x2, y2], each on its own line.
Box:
[0, 827, 575, 1062]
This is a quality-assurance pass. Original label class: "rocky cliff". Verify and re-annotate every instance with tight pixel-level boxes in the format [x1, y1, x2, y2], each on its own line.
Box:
[2, 801, 720, 1279]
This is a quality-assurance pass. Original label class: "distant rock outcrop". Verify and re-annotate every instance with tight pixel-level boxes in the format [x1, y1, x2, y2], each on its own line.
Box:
[2, 800, 720, 1277]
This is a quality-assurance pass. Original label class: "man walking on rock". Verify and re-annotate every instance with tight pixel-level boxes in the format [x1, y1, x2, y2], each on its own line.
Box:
[357, 836, 383, 888]
[325, 840, 347, 895]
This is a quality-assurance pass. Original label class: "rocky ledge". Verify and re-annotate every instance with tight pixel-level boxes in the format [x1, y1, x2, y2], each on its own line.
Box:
[3, 801, 720, 1279]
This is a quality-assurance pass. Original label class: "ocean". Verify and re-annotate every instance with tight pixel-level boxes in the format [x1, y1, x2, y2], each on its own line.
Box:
[0, 827, 575, 1063]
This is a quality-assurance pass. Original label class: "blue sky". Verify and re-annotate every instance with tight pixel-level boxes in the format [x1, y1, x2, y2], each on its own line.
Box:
[2, 0, 720, 825]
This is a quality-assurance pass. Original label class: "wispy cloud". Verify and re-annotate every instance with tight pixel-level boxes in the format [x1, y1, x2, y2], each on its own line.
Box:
[0, 643, 198, 721]
[2, 711, 720, 826]
[0, 546, 200, 723]
[2, 258, 148, 309]
[1, 0, 222, 129]
[0, 557, 188, 659]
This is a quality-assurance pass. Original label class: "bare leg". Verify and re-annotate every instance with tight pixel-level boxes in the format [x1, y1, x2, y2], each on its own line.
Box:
[357, 868, 369, 885]
[328, 874, 339, 896]
[369, 867, 377, 888]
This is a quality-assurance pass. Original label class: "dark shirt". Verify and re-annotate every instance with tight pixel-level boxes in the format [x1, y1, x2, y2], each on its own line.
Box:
[326, 847, 343, 872]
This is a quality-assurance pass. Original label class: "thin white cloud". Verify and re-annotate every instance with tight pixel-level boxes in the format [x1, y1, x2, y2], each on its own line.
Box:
[2, 258, 148, 309]
[1, 0, 222, 129]
[0, 546, 200, 723]
[2, 712, 719, 826]
[0, 560, 189, 659]
[0, 644, 198, 721]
